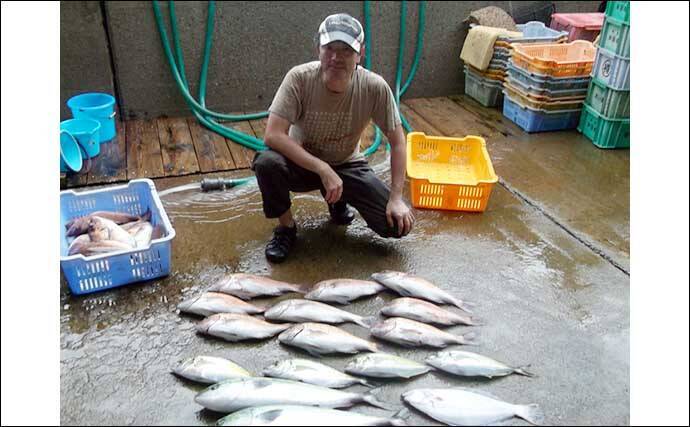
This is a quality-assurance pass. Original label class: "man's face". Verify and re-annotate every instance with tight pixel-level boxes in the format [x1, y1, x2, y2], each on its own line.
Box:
[319, 41, 362, 83]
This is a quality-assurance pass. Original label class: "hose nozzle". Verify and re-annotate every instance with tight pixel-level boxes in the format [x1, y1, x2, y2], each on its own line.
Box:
[200, 178, 240, 192]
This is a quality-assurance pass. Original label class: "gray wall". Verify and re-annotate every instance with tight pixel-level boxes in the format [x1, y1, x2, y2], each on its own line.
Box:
[61, 1, 601, 120]
[61, 1, 116, 120]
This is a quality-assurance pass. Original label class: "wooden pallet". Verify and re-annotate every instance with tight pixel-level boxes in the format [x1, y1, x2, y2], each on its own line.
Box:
[61, 110, 382, 189]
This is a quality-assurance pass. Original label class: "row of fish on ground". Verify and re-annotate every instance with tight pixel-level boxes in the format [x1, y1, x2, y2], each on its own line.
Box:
[171, 271, 545, 426]
[65, 210, 164, 256]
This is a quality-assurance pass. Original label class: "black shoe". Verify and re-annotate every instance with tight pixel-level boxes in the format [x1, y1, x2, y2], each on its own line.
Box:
[265, 224, 297, 263]
[328, 201, 355, 225]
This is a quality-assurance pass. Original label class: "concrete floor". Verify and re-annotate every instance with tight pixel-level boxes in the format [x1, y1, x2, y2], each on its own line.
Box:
[60, 126, 630, 425]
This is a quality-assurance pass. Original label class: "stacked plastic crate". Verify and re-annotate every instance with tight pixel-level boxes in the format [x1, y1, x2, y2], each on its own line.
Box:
[463, 22, 567, 108]
[550, 12, 605, 42]
[502, 40, 596, 132]
[577, 1, 630, 149]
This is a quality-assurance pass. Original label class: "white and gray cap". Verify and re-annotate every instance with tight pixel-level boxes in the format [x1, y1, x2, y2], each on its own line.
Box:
[318, 13, 365, 54]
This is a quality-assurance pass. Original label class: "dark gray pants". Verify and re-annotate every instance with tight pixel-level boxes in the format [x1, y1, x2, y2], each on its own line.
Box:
[252, 150, 401, 238]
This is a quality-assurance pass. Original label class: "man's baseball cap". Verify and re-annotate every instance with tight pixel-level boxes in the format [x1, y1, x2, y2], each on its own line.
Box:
[318, 13, 365, 54]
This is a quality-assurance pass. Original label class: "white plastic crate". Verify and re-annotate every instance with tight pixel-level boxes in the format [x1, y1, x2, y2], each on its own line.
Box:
[591, 46, 630, 90]
[464, 69, 504, 107]
[496, 21, 569, 43]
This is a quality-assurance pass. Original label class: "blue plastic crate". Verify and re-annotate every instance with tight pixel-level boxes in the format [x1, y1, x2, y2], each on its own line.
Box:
[507, 62, 591, 91]
[507, 75, 588, 99]
[60, 179, 176, 295]
[493, 47, 511, 61]
[489, 58, 509, 70]
[502, 94, 582, 133]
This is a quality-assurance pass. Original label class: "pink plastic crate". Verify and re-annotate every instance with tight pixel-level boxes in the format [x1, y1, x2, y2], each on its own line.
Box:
[550, 13, 605, 42]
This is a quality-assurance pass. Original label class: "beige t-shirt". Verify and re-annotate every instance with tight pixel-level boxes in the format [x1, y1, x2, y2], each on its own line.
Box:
[268, 61, 401, 165]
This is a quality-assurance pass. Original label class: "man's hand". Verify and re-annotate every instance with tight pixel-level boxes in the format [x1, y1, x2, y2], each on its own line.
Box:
[318, 164, 343, 204]
[386, 197, 415, 237]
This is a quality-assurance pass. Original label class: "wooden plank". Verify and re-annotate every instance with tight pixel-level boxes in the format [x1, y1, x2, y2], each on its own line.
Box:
[187, 118, 236, 172]
[63, 165, 89, 188]
[87, 120, 128, 184]
[244, 111, 268, 167]
[223, 113, 257, 169]
[400, 103, 444, 136]
[405, 96, 497, 139]
[447, 94, 523, 138]
[157, 117, 200, 176]
[126, 119, 165, 180]
[246, 111, 268, 139]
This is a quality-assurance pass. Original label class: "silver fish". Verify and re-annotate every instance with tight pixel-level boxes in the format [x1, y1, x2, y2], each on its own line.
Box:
[196, 313, 290, 342]
[121, 219, 148, 233]
[132, 222, 153, 248]
[87, 216, 137, 247]
[370, 271, 474, 313]
[67, 234, 91, 256]
[195, 378, 390, 413]
[217, 405, 407, 426]
[370, 318, 477, 348]
[65, 210, 141, 237]
[69, 239, 135, 257]
[381, 298, 478, 326]
[402, 388, 545, 426]
[178, 292, 266, 317]
[262, 358, 374, 388]
[171, 355, 252, 384]
[425, 350, 534, 379]
[209, 274, 305, 300]
[345, 352, 431, 379]
[151, 224, 166, 240]
[265, 299, 375, 328]
[278, 323, 379, 356]
[305, 279, 386, 304]
[120, 219, 150, 236]
[119, 210, 152, 233]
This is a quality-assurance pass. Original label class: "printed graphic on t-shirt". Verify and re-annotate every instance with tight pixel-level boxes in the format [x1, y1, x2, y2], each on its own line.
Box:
[302, 110, 354, 156]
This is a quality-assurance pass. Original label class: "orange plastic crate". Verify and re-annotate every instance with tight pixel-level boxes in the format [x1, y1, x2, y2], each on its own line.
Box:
[466, 65, 506, 82]
[511, 40, 595, 77]
[406, 132, 498, 212]
[503, 82, 584, 111]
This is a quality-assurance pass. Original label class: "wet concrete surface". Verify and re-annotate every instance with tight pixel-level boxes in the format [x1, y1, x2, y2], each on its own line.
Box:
[446, 95, 630, 272]
[61, 142, 630, 425]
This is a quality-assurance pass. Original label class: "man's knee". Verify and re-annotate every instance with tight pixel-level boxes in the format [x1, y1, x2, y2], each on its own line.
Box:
[252, 150, 287, 175]
[370, 219, 405, 239]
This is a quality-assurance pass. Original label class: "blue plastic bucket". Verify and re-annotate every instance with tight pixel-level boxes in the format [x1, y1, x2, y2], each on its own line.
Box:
[60, 119, 101, 159]
[67, 93, 117, 142]
[60, 130, 83, 173]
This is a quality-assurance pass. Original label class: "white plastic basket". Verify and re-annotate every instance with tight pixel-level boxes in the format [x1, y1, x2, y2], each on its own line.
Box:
[591, 46, 630, 90]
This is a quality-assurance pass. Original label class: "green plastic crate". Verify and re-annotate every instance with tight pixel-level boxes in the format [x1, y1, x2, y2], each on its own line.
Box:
[578, 102, 630, 149]
[600, 16, 630, 58]
[585, 76, 630, 118]
[605, 1, 630, 25]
